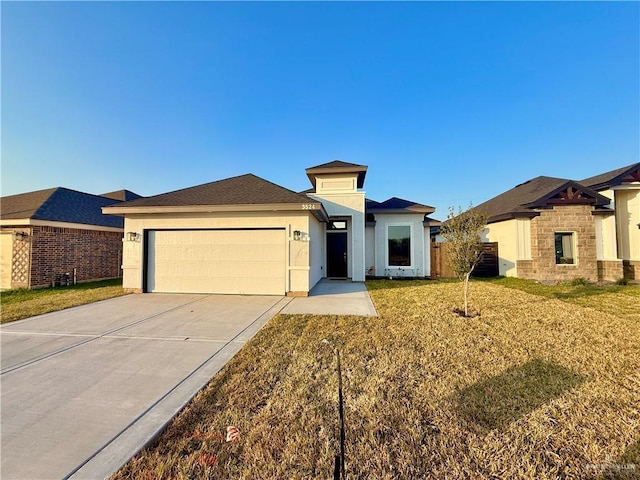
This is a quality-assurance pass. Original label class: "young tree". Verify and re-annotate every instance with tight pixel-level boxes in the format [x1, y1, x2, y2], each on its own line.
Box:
[440, 206, 489, 317]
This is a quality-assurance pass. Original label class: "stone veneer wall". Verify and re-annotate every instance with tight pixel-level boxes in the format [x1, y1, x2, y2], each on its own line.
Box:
[526, 205, 599, 283]
[597, 260, 624, 282]
[29, 226, 123, 288]
[623, 260, 639, 281]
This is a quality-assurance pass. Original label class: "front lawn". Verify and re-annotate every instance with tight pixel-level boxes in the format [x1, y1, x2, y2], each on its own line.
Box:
[485, 276, 640, 320]
[0, 278, 128, 323]
[113, 280, 639, 479]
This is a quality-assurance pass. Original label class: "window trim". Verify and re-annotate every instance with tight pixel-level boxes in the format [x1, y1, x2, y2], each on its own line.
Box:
[554, 231, 577, 265]
[385, 223, 413, 269]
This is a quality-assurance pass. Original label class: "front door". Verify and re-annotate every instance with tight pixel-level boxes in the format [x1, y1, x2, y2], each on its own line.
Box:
[327, 232, 348, 277]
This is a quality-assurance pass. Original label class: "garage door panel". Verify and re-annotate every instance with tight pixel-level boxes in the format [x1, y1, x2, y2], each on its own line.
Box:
[147, 230, 286, 295]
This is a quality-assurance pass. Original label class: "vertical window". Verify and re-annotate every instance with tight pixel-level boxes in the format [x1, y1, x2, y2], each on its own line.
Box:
[555, 232, 575, 264]
[388, 225, 411, 266]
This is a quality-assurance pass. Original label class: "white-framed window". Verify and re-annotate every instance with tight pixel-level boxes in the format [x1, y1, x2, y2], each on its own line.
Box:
[555, 232, 576, 265]
[387, 224, 412, 267]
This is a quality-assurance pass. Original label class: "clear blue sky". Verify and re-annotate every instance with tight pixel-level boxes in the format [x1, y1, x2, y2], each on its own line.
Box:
[2, 1, 638, 219]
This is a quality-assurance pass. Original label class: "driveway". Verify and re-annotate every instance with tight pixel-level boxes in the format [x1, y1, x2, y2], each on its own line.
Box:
[0, 294, 289, 480]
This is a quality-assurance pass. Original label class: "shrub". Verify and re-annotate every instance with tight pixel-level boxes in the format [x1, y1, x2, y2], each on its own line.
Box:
[570, 277, 589, 286]
[615, 277, 630, 286]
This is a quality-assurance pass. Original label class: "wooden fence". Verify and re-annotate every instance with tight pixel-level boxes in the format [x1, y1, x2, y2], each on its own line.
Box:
[431, 242, 499, 278]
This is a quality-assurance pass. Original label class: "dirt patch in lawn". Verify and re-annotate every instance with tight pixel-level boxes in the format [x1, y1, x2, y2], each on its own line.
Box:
[112, 280, 639, 479]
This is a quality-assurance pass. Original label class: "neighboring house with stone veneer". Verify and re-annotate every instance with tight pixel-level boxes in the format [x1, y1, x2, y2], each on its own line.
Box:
[477, 164, 639, 283]
[0, 187, 140, 289]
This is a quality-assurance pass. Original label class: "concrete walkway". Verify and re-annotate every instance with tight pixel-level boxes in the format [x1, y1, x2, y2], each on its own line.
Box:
[1, 294, 289, 480]
[281, 279, 378, 316]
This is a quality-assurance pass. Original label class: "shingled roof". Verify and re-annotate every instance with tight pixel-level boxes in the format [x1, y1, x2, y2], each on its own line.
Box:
[366, 196, 435, 214]
[474, 176, 612, 224]
[1, 187, 125, 228]
[101, 190, 143, 202]
[580, 162, 640, 191]
[305, 160, 368, 188]
[108, 174, 315, 208]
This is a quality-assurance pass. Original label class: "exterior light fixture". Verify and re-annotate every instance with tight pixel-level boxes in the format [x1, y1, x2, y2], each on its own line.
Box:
[293, 230, 301, 241]
[126, 232, 140, 242]
[14, 231, 28, 240]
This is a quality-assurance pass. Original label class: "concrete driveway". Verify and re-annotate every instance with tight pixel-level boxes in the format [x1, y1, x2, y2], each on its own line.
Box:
[1, 293, 289, 480]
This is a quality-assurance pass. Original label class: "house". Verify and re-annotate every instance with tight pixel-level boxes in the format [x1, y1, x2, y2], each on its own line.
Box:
[581, 163, 640, 280]
[103, 161, 436, 296]
[0, 188, 141, 289]
[477, 162, 640, 283]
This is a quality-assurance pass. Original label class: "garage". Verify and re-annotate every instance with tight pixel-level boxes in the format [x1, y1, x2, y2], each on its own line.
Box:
[146, 229, 286, 295]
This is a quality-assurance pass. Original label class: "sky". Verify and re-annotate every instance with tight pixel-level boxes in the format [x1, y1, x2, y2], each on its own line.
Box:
[2, 1, 639, 220]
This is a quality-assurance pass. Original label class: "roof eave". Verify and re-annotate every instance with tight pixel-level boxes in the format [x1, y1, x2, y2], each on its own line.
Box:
[102, 202, 327, 216]
[368, 207, 436, 215]
[305, 166, 368, 189]
[487, 212, 540, 224]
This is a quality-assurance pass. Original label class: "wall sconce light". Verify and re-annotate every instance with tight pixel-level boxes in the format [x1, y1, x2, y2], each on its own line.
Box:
[14, 231, 28, 240]
[126, 232, 140, 242]
[293, 230, 301, 241]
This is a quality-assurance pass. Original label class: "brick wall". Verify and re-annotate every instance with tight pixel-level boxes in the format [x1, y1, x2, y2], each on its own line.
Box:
[29, 226, 123, 288]
[528, 205, 598, 283]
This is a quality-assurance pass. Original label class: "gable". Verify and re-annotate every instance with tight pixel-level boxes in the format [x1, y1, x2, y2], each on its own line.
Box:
[476, 176, 613, 224]
[581, 162, 640, 190]
[524, 182, 609, 208]
[620, 167, 640, 184]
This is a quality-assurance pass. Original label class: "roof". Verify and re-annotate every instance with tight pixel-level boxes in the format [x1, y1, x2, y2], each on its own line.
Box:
[366, 196, 435, 214]
[101, 190, 143, 202]
[474, 176, 612, 224]
[305, 160, 368, 189]
[103, 173, 330, 221]
[1, 187, 125, 228]
[580, 162, 640, 190]
[109, 174, 314, 207]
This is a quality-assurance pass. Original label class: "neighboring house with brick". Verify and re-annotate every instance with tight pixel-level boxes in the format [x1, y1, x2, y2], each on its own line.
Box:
[477, 164, 639, 283]
[0, 187, 141, 289]
[103, 161, 436, 296]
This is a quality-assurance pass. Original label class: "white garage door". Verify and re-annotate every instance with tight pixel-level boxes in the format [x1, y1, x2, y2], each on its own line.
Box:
[147, 229, 286, 295]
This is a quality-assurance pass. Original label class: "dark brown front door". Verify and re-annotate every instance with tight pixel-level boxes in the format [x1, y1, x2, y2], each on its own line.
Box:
[327, 232, 348, 277]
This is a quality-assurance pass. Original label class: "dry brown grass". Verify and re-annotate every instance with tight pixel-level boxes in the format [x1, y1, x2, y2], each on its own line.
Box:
[113, 280, 639, 479]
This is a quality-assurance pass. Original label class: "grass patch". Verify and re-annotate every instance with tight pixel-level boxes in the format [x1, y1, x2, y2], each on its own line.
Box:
[484, 276, 640, 320]
[0, 278, 128, 323]
[113, 280, 639, 479]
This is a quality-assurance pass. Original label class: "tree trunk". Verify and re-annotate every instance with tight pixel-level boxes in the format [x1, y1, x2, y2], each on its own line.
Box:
[464, 271, 471, 317]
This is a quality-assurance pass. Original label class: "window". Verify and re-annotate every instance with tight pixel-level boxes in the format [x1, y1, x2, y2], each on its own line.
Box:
[388, 225, 411, 266]
[555, 232, 575, 264]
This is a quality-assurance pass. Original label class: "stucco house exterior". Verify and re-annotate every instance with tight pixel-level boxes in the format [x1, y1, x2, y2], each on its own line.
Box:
[478, 163, 639, 283]
[0, 188, 140, 289]
[580, 163, 640, 280]
[103, 161, 436, 296]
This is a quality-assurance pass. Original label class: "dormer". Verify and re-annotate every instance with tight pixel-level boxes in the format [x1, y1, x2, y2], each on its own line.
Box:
[305, 160, 367, 194]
